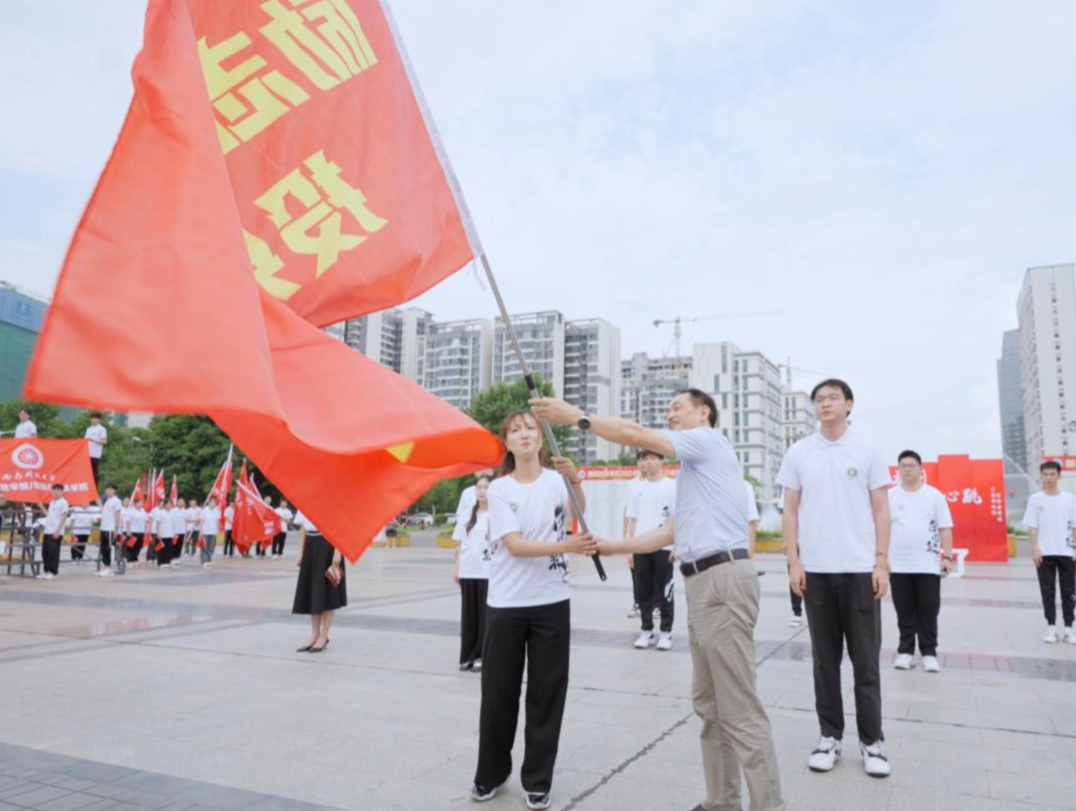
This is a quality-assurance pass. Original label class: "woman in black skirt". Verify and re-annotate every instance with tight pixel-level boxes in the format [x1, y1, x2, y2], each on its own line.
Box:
[453, 475, 492, 672]
[292, 511, 346, 653]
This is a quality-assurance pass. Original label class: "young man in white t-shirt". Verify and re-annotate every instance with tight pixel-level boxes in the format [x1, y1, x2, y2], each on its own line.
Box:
[84, 413, 108, 487]
[200, 496, 221, 567]
[1024, 460, 1076, 644]
[98, 483, 123, 577]
[15, 408, 36, 438]
[626, 450, 677, 650]
[532, 390, 785, 811]
[778, 378, 893, 778]
[272, 500, 294, 559]
[39, 484, 69, 579]
[888, 451, 955, 672]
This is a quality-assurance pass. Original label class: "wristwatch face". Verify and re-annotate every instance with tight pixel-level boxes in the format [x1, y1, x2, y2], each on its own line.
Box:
[578, 416, 591, 430]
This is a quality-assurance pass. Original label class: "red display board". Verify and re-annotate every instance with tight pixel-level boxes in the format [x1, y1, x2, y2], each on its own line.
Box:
[889, 455, 1008, 562]
[0, 439, 99, 505]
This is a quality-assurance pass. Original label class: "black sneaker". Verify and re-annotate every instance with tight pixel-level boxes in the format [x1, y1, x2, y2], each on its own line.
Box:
[470, 783, 497, 802]
[524, 792, 550, 810]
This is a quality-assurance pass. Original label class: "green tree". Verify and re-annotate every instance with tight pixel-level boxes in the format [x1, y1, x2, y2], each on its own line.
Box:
[0, 400, 68, 438]
[145, 415, 238, 500]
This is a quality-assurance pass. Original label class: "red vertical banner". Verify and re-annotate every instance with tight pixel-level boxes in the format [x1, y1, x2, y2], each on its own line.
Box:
[972, 459, 1009, 562]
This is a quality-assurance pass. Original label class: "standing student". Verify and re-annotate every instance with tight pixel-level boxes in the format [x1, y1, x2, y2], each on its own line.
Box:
[533, 391, 786, 811]
[626, 450, 677, 651]
[779, 378, 892, 778]
[223, 498, 236, 557]
[84, 413, 108, 487]
[15, 408, 36, 438]
[39, 484, 69, 579]
[471, 411, 595, 810]
[155, 500, 176, 568]
[453, 469, 496, 528]
[292, 510, 345, 653]
[170, 499, 188, 567]
[200, 496, 221, 568]
[127, 497, 148, 565]
[889, 451, 955, 671]
[185, 499, 201, 556]
[98, 483, 122, 577]
[453, 475, 492, 672]
[70, 505, 94, 566]
[1024, 460, 1076, 644]
[272, 499, 294, 559]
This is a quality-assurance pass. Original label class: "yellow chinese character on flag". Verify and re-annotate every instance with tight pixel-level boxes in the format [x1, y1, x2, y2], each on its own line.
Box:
[254, 150, 388, 278]
[198, 32, 311, 154]
[260, 0, 378, 91]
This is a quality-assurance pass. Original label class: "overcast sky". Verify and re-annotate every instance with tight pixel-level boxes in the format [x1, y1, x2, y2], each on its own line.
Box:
[4, 0, 1074, 462]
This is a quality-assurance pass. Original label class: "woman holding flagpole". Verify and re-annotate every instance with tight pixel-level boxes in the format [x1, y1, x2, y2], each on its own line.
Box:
[292, 510, 346, 653]
[470, 410, 596, 810]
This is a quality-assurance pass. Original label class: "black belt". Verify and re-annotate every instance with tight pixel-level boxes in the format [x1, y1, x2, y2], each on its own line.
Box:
[680, 548, 750, 577]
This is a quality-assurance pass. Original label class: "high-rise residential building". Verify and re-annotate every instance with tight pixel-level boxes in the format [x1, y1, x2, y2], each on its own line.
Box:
[343, 307, 432, 384]
[1016, 264, 1076, 473]
[564, 318, 621, 462]
[422, 319, 494, 409]
[621, 353, 692, 430]
[782, 389, 817, 450]
[492, 311, 566, 394]
[0, 282, 47, 402]
[996, 329, 1027, 475]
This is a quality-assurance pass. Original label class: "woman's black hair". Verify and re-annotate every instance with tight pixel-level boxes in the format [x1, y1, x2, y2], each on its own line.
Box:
[465, 475, 493, 533]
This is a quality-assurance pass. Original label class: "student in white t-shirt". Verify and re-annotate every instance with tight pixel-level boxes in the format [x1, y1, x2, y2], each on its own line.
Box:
[1024, 460, 1076, 644]
[888, 451, 955, 672]
[15, 408, 36, 438]
[84, 413, 108, 487]
[128, 498, 148, 564]
[532, 389, 785, 811]
[69, 504, 95, 567]
[170, 498, 189, 566]
[452, 468, 496, 532]
[626, 450, 677, 650]
[470, 410, 595, 808]
[184, 499, 201, 556]
[200, 496, 221, 567]
[98, 483, 123, 577]
[39, 484, 69, 579]
[223, 499, 236, 557]
[156, 501, 176, 568]
[778, 378, 893, 778]
[453, 474, 493, 672]
[272, 500, 294, 559]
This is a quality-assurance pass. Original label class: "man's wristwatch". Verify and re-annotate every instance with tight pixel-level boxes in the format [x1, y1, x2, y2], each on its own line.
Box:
[577, 414, 591, 431]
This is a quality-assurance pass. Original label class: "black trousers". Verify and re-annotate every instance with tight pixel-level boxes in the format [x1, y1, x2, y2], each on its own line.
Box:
[635, 550, 674, 632]
[158, 538, 174, 565]
[272, 532, 287, 556]
[90, 457, 100, 487]
[71, 534, 89, 561]
[1038, 556, 1076, 627]
[224, 531, 235, 556]
[460, 578, 488, 664]
[805, 572, 883, 744]
[127, 536, 142, 562]
[789, 565, 803, 617]
[99, 531, 113, 567]
[42, 536, 62, 575]
[476, 599, 570, 795]
[890, 573, 941, 656]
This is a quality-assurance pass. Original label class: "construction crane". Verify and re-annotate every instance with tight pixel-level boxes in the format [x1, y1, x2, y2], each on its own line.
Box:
[653, 311, 782, 363]
[778, 359, 823, 389]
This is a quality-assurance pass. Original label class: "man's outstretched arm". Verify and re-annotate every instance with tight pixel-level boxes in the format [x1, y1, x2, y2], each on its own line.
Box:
[530, 398, 675, 458]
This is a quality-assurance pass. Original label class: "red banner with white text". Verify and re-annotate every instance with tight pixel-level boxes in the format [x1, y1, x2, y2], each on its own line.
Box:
[0, 440, 99, 505]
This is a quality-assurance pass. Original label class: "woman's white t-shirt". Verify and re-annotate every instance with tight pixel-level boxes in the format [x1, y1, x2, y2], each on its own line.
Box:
[201, 507, 221, 536]
[453, 511, 492, 579]
[128, 508, 148, 534]
[487, 469, 571, 609]
[888, 484, 954, 574]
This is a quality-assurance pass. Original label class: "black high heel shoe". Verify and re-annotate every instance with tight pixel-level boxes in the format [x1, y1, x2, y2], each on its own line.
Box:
[308, 639, 330, 653]
[296, 644, 315, 653]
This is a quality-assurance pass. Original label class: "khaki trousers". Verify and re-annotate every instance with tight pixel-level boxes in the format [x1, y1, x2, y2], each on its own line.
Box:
[686, 557, 785, 811]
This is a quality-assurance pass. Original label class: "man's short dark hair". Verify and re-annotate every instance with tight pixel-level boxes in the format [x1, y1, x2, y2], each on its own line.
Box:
[1041, 460, 1062, 474]
[105, 482, 117, 491]
[89, 412, 102, 419]
[675, 389, 718, 428]
[637, 449, 664, 461]
[18, 408, 30, 416]
[898, 450, 922, 465]
[51, 484, 64, 492]
[810, 378, 854, 402]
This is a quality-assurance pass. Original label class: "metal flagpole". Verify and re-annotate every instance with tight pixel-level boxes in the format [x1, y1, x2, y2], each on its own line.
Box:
[479, 254, 606, 581]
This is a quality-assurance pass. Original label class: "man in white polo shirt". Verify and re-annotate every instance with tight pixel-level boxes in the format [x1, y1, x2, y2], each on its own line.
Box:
[532, 389, 785, 811]
[15, 408, 36, 438]
[889, 450, 955, 672]
[1024, 460, 1076, 644]
[84, 413, 108, 487]
[779, 378, 892, 778]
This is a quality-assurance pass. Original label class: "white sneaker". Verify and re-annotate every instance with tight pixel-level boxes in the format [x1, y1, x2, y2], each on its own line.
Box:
[1044, 628, 1060, 644]
[893, 653, 914, 670]
[861, 741, 891, 777]
[203, 562, 210, 568]
[789, 615, 803, 627]
[656, 632, 673, 651]
[627, 605, 639, 619]
[35, 572, 48, 579]
[633, 631, 655, 649]
[100, 569, 114, 577]
[808, 737, 841, 772]
[1065, 630, 1076, 645]
[922, 655, 940, 673]
[94, 570, 104, 577]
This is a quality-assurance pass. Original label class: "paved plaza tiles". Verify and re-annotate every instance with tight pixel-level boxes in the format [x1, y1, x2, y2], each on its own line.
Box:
[1, 544, 1075, 811]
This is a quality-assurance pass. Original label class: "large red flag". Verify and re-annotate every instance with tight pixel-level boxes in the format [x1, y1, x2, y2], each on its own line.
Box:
[130, 473, 145, 504]
[155, 470, 166, 504]
[146, 469, 157, 512]
[207, 446, 234, 519]
[23, 0, 501, 562]
[233, 462, 278, 551]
